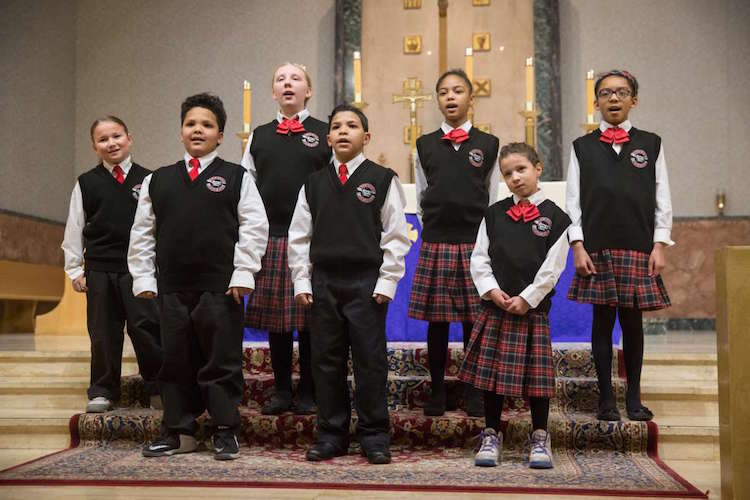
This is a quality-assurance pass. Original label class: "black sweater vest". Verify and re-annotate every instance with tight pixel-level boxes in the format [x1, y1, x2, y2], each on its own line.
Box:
[306, 160, 395, 269]
[573, 128, 660, 254]
[485, 197, 571, 313]
[416, 127, 499, 243]
[148, 158, 244, 293]
[79, 163, 150, 273]
[250, 117, 331, 237]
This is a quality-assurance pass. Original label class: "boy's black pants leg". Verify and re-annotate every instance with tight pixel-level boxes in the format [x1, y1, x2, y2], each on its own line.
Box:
[118, 273, 162, 396]
[159, 291, 243, 435]
[85, 270, 126, 401]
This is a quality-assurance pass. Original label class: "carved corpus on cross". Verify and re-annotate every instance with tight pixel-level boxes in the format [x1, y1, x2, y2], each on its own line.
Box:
[393, 77, 432, 182]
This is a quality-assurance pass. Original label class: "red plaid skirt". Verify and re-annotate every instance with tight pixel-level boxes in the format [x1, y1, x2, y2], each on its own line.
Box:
[567, 248, 670, 311]
[245, 236, 310, 332]
[408, 241, 480, 322]
[458, 306, 555, 398]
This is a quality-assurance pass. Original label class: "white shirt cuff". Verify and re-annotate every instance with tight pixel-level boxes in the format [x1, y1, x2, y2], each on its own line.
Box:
[654, 228, 675, 246]
[476, 276, 501, 299]
[374, 278, 398, 300]
[519, 287, 542, 309]
[568, 226, 584, 242]
[66, 268, 84, 281]
[229, 270, 255, 290]
[294, 279, 312, 297]
[132, 277, 158, 296]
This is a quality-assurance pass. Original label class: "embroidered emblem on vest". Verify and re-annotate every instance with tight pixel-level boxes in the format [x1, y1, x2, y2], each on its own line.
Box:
[356, 183, 376, 204]
[531, 216, 552, 237]
[468, 148, 484, 168]
[206, 176, 227, 193]
[131, 184, 142, 200]
[630, 149, 648, 169]
[301, 132, 320, 148]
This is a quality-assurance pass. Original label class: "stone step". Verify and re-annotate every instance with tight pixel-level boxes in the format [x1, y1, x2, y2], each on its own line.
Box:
[641, 381, 718, 417]
[0, 409, 74, 448]
[642, 352, 717, 382]
[653, 416, 719, 461]
[0, 378, 90, 409]
[0, 351, 138, 378]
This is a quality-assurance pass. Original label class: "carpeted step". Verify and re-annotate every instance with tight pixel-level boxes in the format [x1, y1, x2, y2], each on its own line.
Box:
[242, 345, 621, 379]
[75, 406, 651, 454]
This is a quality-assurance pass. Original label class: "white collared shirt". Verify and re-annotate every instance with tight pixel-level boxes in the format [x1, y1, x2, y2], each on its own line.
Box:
[470, 189, 570, 308]
[240, 109, 312, 179]
[413, 120, 500, 227]
[288, 152, 412, 299]
[61, 156, 134, 281]
[127, 151, 269, 295]
[565, 119, 674, 245]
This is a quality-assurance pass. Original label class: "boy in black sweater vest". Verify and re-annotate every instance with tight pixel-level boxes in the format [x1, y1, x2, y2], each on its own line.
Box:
[129, 93, 268, 460]
[62, 116, 162, 414]
[289, 105, 411, 464]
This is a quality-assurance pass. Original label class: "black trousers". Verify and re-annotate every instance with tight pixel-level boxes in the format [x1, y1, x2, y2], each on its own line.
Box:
[85, 270, 161, 400]
[311, 267, 390, 450]
[159, 291, 244, 435]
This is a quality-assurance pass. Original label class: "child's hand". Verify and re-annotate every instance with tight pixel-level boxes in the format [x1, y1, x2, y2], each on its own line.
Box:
[72, 276, 87, 293]
[226, 287, 253, 304]
[648, 242, 666, 277]
[373, 293, 391, 304]
[137, 291, 156, 299]
[295, 293, 313, 306]
[572, 242, 596, 276]
[505, 296, 530, 315]
[487, 288, 510, 310]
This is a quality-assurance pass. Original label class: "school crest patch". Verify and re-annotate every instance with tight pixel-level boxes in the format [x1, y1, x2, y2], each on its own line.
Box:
[356, 183, 376, 204]
[468, 148, 484, 168]
[131, 184, 142, 200]
[531, 216, 552, 237]
[630, 149, 648, 169]
[301, 132, 320, 148]
[205, 176, 227, 193]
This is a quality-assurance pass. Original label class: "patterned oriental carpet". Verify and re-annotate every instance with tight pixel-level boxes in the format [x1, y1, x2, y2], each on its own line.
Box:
[0, 345, 706, 498]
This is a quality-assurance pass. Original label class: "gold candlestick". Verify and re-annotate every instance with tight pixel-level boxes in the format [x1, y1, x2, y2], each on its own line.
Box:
[465, 48, 474, 122]
[237, 80, 252, 154]
[581, 69, 599, 133]
[518, 109, 538, 148]
[351, 51, 368, 109]
[524, 57, 535, 112]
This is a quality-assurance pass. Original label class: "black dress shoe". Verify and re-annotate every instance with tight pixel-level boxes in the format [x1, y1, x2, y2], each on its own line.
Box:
[423, 389, 446, 416]
[295, 395, 317, 415]
[626, 404, 654, 421]
[596, 406, 622, 421]
[361, 447, 391, 465]
[306, 441, 346, 461]
[261, 393, 292, 415]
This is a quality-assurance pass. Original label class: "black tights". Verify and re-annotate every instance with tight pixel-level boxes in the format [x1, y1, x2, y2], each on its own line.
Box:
[591, 305, 644, 409]
[268, 330, 313, 396]
[483, 392, 549, 432]
[427, 321, 473, 392]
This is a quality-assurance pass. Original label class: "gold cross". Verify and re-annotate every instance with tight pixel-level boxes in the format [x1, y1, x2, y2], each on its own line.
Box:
[393, 78, 432, 182]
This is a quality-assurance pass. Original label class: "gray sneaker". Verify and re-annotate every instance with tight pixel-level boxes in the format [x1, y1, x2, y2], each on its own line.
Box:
[474, 428, 502, 467]
[528, 429, 553, 469]
[85, 396, 112, 413]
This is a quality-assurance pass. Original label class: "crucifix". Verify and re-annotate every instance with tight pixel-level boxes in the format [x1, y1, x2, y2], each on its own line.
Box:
[393, 77, 432, 182]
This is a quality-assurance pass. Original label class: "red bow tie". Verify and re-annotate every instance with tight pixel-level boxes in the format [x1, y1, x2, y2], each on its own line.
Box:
[441, 128, 469, 143]
[276, 118, 305, 135]
[599, 126, 630, 145]
[506, 200, 540, 223]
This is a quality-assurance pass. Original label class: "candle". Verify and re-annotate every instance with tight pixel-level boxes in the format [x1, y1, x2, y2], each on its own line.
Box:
[525, 57, 534, 111]
[586, 69, 595, 123]
[243, 80, 251, 133]
[465, 48, 474, 89]
[353, 51, 362, 102]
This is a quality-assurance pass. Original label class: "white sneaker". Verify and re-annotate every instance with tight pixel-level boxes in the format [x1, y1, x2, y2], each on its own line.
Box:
[474, 428, 502, 467]
[86, 396, 112, 413]
[528, 429, 553, 469]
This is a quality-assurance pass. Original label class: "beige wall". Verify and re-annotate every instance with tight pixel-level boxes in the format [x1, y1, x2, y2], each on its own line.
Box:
[362, 0, 533, 181]
[0, 0, 76, 222]
[560, 0, 750, 217]
[74, 0, 336, 177]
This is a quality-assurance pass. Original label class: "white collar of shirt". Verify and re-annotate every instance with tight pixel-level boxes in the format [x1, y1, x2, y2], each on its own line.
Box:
[333, 152, 366, 176]
[102, 156, 132, 175]
[599, 119, 632, 132]
[512, 189, 546, 206]
[440, 120, 472, 135]
[183, 150, 218, 172]
[277, 109, 310, 123]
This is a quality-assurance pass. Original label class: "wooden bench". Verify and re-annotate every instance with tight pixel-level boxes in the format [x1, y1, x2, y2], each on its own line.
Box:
[0, 260, 64, 333]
